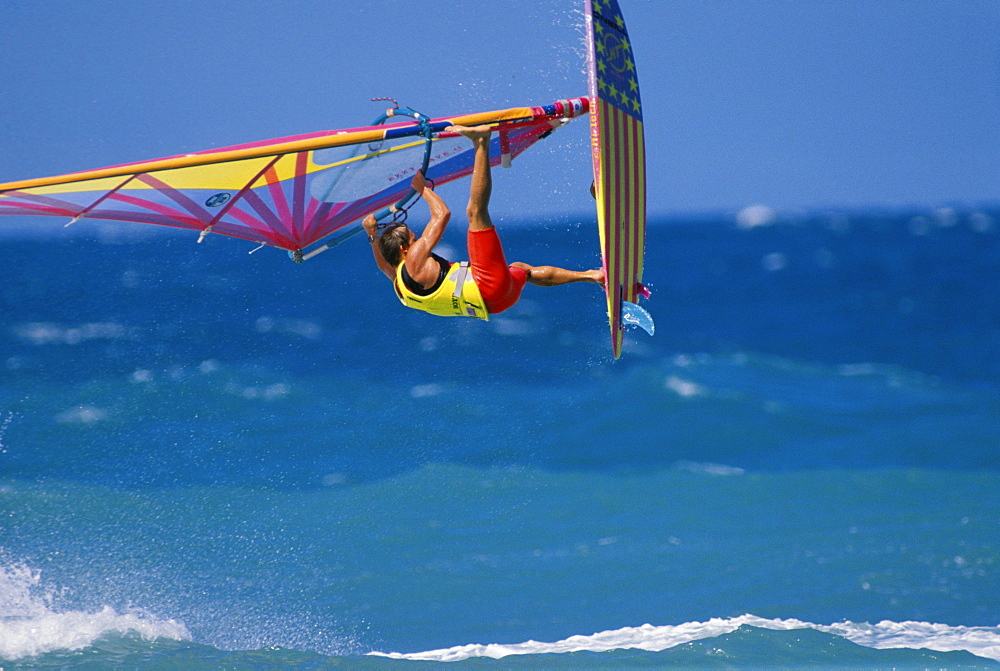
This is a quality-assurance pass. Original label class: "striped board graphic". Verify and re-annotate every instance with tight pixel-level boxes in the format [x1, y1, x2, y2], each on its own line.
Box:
[586, 0, 649, 358]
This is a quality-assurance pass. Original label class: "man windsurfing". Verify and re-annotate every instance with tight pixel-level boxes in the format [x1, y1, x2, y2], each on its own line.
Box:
[363, 125, 603, 320]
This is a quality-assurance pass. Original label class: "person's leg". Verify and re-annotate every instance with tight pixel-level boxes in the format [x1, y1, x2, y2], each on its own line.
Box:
[511, 262, 604, 287]
[448, 124, 514, 310]
[447, 124, 603, 310]
[446, 125, 494, 232]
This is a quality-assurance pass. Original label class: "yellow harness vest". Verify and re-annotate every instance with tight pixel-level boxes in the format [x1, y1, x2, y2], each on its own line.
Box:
[394, 261, 490, 321]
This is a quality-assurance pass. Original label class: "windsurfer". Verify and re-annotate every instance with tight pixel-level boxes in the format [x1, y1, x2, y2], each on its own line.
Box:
[363, 125, 603, 320]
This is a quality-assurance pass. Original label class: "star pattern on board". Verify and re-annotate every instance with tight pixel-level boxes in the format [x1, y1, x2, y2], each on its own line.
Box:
[592, 0, 642, 119]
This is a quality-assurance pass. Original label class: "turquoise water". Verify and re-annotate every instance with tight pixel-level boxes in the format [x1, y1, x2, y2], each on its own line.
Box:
[1, 210, 999, 667]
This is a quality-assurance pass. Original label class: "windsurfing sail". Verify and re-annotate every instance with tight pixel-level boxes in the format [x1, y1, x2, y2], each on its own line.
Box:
[0, 98, 589, 261]
[586, 0, 650, 359]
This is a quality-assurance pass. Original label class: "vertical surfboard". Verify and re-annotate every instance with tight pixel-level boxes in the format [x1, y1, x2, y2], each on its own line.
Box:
[586, 0, 651, 358]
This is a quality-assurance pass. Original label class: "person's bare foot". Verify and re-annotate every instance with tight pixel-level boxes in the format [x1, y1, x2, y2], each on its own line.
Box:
[444, 124, 492, 143]
[588, 269, 605, 285]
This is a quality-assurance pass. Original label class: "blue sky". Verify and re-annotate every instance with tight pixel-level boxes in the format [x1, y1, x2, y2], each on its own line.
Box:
[2, 0, 998, 221]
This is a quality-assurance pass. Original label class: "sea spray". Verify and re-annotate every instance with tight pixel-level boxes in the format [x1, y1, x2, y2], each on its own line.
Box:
[0, 558, 190, 661]
[0, 411, 13, 455]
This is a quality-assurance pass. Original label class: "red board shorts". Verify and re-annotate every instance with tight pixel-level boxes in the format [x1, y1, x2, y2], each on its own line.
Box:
[467, 227, 528, 314]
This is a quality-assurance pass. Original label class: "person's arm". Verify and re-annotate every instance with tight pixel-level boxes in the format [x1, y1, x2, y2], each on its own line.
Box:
[363, 214, 396, 280]
[403, 173, 450, 280]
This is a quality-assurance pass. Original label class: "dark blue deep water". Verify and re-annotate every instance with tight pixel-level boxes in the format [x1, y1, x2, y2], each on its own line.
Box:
[1, 208, 999, 667]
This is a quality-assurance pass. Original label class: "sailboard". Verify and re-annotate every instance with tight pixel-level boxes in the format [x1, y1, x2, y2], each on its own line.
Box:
[0, 99, 589, 261]
[586, 0, 651, 359]
[1, 5, 646, 359]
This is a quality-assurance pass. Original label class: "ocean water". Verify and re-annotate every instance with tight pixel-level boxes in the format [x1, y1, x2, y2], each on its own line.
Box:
[1, 206, 999, 668]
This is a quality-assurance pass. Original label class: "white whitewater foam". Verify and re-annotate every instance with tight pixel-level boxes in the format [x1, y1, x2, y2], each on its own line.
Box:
[12, 321, 135, 346]
[735, 204, 777, 229]
[370, 614, 1000, 663]
[0, 560, 190, 661]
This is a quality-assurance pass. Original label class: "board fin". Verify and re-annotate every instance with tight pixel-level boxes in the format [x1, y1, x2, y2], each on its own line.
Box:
[621, 301, 654, 336]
